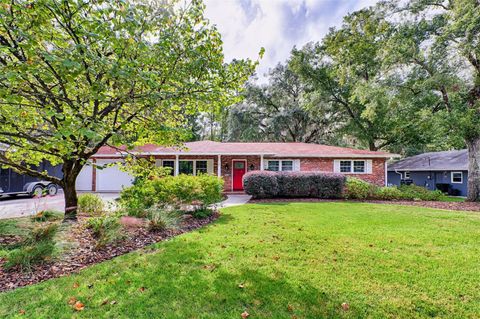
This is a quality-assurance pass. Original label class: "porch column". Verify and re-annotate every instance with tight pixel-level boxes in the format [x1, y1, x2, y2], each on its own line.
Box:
[217, 155, 221, 177]
[260, 154, 264, 171]
[175, 155, 179, 176]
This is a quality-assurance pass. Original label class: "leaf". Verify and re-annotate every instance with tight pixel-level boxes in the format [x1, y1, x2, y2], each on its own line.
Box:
[19, 309, 26, 315]
[73, 282, 79, 289]
[139, 287, 147, 292]
[73, 301, 85, 311]
[341, 302, 350, 311]
[67, 297, 77, 305]
[241, 311, 250, 318]
[238, 283, 245, 289]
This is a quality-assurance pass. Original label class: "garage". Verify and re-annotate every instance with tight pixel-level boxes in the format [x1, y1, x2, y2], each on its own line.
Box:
[95, 159, 133, 192]
[76, 164, 93, 191]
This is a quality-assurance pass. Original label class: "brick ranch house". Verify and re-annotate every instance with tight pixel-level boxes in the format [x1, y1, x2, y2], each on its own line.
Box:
[76, 141, 398, 192]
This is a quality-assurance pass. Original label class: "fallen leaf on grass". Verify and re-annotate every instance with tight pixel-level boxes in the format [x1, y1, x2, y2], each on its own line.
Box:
[110, 300, 117, 305]
[19, 310, 26, 315]
[287, 304, 294, 312]
[238, 283, 245, 289]
[341, 302, 350, 311]
[101, 299, 109, 306]
[67, 297, 77, 305]
[73, 301, 85, 311]
[241, 311, 250, 318]
[139, 287, 147, 292]
[73, 282, 79, 289]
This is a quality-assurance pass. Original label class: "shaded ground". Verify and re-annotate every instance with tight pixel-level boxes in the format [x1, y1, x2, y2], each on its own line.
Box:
[1, 202, 480, 318]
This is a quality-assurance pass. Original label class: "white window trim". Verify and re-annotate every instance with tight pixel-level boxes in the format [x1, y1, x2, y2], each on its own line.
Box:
[451, 171, 463, 184]
[157, 159, 213, 176]
[336, 160, 368, 174]
[266, 159, 298, 172]
[404, 171, 411, 179]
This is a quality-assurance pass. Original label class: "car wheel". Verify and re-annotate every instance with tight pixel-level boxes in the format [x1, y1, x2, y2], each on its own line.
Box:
[47, 184, 58, 196]
[31, 185, 44, 198]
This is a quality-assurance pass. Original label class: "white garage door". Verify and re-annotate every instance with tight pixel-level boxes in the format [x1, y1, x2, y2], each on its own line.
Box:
[76, 164, 93, 191]
[96, 159, 133, 192]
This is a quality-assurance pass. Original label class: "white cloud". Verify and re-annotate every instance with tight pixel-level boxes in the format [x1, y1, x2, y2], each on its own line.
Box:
[204, 0, 379, 82]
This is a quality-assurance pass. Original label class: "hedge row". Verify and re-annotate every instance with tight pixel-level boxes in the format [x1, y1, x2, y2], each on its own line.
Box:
[243, 171, 346, 199]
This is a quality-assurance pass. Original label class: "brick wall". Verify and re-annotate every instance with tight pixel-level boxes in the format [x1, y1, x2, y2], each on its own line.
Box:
[151, 155, 386, 190]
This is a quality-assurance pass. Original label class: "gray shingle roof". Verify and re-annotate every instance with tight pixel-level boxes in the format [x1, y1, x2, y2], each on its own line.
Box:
[388, 149, 468, 171]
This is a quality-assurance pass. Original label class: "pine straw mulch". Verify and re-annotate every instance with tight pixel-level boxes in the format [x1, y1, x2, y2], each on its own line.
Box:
[0, 212, 219, 292]
[249, 198, 480, 212]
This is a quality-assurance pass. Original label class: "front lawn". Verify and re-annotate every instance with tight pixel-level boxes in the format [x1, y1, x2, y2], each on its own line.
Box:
[1, 203, 480, 318]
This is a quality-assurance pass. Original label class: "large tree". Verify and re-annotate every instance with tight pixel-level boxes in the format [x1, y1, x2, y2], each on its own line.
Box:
[0, 0, 257, 220]
[290, 8, 437, 152]
[381, 0, 479, 201]
[226, 63, 340, 144]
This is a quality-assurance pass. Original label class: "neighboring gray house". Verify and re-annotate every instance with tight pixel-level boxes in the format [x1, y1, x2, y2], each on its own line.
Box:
[387, 150, 468, 196]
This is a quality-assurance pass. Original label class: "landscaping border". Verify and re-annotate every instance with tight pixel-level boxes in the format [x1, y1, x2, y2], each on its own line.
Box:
[0, 213, 219, 292]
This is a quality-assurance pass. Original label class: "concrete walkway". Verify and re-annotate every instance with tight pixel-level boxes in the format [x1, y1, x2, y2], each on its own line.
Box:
[217, 194, 251, 208]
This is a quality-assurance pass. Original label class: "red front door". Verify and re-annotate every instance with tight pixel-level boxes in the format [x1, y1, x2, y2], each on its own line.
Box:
[232, 161, 246, 191]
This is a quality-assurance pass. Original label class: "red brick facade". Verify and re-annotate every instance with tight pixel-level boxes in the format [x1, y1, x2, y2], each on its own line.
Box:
[150, 155, 386, 191]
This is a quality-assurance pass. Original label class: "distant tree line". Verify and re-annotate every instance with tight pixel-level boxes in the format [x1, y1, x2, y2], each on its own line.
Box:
[192, 0, 480, 201]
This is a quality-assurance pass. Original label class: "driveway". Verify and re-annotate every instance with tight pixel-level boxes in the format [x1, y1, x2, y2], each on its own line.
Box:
[0, 192, 119, 220]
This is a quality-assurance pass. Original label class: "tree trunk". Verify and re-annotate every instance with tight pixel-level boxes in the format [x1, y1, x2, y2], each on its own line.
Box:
[62, 160, 82, 222]
[63, 180, 78, 221]
[466, 136, 480, 202]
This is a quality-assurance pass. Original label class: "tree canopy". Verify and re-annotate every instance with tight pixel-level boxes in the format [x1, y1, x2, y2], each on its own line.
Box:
[0, 0, 257, 219]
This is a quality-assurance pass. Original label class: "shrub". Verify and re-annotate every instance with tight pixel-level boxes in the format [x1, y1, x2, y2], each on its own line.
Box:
[30, 210, 63, 222]
[145, 206, 179, 232]
[85, 214, 123, 248]
[4, 241, 55, 271]
[120, 174, 224, 216]
[191, 208, 214, 219]
[243, 171, 345, 199]
[78, 193, 105, 215]
[344, 177, 378, 199]
[243, 171, 279, 199]
[398, 185, 444, 201]
[5, 223, 58, 271]
[374, 186, 405, 200]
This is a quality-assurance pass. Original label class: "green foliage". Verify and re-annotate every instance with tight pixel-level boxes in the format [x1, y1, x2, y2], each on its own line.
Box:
[374, 186, 404, 200]
[78, 194, 105, 216]
[397, 185, 444, 201]
[4, 223, 58, 271]
[120, 174, 224, 216]
[0, 0, 257, 218]
[4, 241, 56, 271]
[344, 178, 377, 200]
[191, 208, 214, 219]
[145, 206, 179, 232]
[30, 210, 63, 222]
[85, 214, 123, 248]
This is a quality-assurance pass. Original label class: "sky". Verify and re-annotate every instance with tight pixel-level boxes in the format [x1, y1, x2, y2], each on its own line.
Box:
[204, 0, 378, 82]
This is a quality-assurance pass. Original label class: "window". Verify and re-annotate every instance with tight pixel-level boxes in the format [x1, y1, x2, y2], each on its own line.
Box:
[404, 171, 411, 179]
[451, 172, 463, 184]
[340, 160, 352, 173]
[179, 161, 193, 175]
[282, 160, 293, 171]
[267, 160, 296, 171]
[337, 160, 368, 173]
[353, 161, 366, 173]
[267, 160, 280, 171]
[234, 161, 245, 169]
[162, 160, 175, 175]
[196, 160, 208, 175]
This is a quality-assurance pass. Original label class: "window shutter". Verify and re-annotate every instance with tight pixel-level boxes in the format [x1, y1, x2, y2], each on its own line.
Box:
[155, 160, 162, 167]
[366, 160, 373, 174]
[263, 160, 269, 170]
[293, 159, 301, 171]
[333, 160, 340, 173]
[207, 159, 214, 174]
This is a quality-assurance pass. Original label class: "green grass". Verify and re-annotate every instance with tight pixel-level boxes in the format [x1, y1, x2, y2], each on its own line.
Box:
[441, 196, 466, 202]
[1, 203, 480, 318]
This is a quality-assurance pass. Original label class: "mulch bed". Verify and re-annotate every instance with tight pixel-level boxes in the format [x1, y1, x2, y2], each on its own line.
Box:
[249, 198, 480, 212]
[0, 212, 219, 292]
